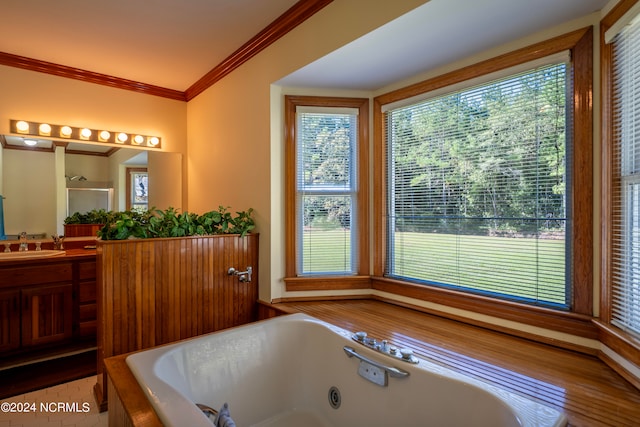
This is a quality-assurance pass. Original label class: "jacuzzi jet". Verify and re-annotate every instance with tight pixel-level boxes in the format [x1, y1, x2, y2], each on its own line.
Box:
[328, 386, 341, 409]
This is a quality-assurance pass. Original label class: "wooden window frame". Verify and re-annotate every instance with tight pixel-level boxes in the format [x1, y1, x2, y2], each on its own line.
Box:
[597, 0, 640, 385]
[125, 167, 148, 211]
[372, 28, 595, 341]
[284, 95, 370, 291]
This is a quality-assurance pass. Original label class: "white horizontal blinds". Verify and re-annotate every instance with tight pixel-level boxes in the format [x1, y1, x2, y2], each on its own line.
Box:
[611, 13, 640, 337]
[296, 106, 358, 275]
[385, 61, 570, 308]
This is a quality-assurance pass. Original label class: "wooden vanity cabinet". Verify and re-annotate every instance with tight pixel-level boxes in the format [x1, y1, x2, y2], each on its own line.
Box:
[0, 251, 97, 357]
[0, 289, 20, 352]
[21, 283, 74, 347]
[0, 262, 75, 351]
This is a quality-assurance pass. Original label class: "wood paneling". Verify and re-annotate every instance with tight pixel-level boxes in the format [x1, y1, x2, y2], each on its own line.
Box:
[95, 234, 259, 411]
[64, 224, 103, 238]
[107, 358, 162, 427]
[106, 355, 163, 427]
[257, 300, 289, 320]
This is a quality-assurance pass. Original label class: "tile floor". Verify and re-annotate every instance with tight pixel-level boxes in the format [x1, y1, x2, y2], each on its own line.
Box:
[0, 376, 107, 427]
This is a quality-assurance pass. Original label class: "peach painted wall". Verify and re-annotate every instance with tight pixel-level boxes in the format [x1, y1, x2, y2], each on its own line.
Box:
[186, 0, 429, 302]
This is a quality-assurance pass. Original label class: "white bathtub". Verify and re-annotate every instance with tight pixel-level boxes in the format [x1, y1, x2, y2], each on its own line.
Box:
[126, 313, 567, 427]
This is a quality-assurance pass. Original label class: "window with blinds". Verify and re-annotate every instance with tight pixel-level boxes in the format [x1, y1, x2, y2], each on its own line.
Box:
[296, 106, 358, 275]
[384, 61, 570, 308]
[611, 12, 640, 337]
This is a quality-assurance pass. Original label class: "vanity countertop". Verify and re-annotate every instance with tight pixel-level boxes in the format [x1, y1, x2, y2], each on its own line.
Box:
[0, 247, 96, 267]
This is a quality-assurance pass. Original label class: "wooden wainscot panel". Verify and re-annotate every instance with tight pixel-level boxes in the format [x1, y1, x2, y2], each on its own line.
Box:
[257, 300, 292, 320]
[94, 233, 259, 411]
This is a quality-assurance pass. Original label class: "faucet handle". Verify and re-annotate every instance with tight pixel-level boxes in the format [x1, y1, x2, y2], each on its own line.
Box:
[52, 234, 64, 250]
[354, 331, 367, 342]
[400, 348, 414, 361]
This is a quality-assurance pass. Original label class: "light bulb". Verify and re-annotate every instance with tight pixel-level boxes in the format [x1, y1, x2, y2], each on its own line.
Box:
[39, 123, 51, 135]
[16, 121, 29, 133]
[80, 128, 92, 139]
[60, 126, 73, 137]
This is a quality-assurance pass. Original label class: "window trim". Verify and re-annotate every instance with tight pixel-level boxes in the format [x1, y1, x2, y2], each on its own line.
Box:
[599, 0, 640, 377]
[372, 28, 594, 338]
[125, 167, 148, 211]
[284, 95, 370, 290]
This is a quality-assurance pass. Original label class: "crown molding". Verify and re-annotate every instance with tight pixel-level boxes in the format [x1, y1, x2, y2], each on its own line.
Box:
[0, 51, 186, 101]
[185, 0, 333, 101]
[0, 0, 333, 102]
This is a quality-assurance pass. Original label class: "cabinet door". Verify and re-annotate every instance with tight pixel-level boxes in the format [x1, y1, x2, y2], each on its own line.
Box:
[0, 289, 20, 352]
[22, 283, 73, 347]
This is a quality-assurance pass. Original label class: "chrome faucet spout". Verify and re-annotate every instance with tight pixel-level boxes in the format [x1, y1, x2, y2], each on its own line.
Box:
[18, 232, 28, 252]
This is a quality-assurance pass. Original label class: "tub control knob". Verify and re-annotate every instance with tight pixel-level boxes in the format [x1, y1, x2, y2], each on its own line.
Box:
[400, 348, 414, 361]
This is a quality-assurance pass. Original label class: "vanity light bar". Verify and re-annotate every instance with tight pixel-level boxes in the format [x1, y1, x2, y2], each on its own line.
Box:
[9, 119, 162, 149]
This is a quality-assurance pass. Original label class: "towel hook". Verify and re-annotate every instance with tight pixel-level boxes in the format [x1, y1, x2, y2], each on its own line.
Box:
[227, 266, 252, 282]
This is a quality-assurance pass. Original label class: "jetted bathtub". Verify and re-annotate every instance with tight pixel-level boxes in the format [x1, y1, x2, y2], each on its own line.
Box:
[126, 313, 567, 427]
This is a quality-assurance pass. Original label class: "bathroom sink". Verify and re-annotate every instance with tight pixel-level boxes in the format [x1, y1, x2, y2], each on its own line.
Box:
[0, 250, 66, 260]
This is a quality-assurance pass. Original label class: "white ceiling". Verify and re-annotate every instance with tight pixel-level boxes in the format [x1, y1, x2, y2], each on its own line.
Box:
[278, 0, 609, 91]
[1, 0, 609, 94]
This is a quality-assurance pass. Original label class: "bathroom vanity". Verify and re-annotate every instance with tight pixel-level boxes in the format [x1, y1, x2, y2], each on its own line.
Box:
[0, 244, 97, 357]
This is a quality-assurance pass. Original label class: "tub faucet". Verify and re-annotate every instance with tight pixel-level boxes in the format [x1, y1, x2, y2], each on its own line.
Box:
[19, 232, 28, 251]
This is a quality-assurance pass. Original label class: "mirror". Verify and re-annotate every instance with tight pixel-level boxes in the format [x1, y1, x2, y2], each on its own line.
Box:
[0, 136, 182, 238]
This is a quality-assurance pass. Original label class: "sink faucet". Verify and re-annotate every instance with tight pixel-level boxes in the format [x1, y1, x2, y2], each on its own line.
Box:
[52, 234, 64, 250]
[19, 231, 28, 251]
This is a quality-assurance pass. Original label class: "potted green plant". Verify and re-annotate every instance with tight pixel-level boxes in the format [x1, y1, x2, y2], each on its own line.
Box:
[97, 206, 255, 240]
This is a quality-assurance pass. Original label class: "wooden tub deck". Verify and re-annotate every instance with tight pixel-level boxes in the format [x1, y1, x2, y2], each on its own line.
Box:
[270, 300, 640, 427]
